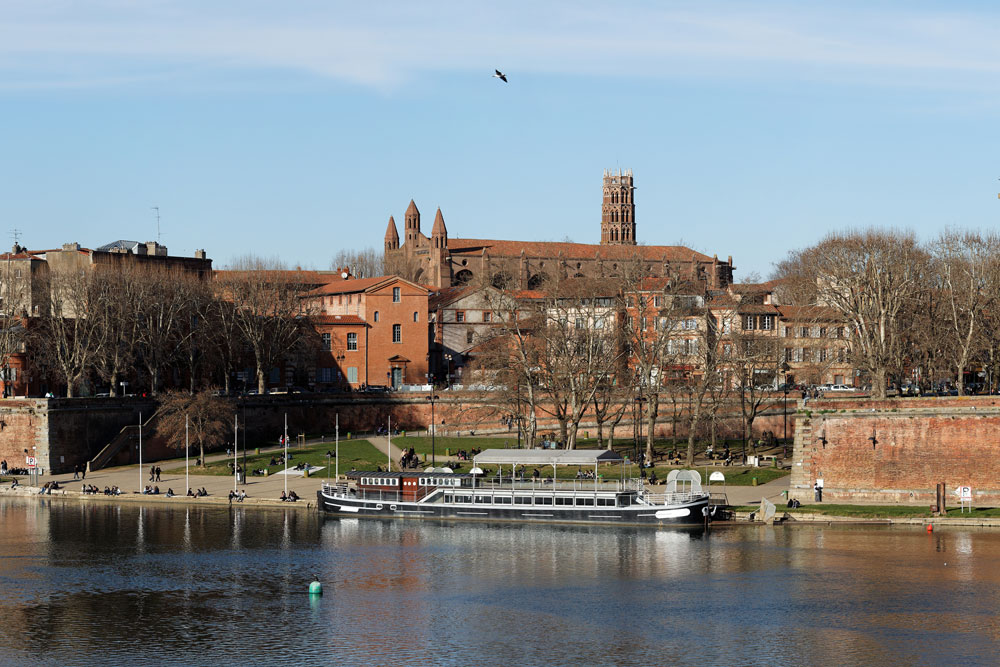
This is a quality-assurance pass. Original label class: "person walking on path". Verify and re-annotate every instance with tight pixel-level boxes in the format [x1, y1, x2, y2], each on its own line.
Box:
[155, 466, 161, 482]
[73, 465, 80, 480]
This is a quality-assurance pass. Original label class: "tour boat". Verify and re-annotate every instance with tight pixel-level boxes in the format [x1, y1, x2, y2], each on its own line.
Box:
[316, 448, 711, 527]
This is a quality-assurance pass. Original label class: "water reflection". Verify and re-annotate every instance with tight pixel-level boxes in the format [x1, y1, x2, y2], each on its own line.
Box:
[2, 498, 1000, 666]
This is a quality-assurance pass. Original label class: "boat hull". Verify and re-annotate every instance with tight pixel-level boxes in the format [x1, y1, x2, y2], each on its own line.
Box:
[316, 489, 711, 527]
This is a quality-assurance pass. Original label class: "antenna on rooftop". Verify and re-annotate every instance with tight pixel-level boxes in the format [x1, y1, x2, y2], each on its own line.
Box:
[10, 228, 22, 246]
[151, 206, 161, 244]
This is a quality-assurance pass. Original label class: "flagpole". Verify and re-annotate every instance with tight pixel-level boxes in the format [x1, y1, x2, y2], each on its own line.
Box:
[284, 412, 288, 495]
[185, 414, 189, 494]
[234, 414, 239, 492]
[335, 413, 339, 484]
[138, 412, 143, 493]
[387, 415, 392, 472]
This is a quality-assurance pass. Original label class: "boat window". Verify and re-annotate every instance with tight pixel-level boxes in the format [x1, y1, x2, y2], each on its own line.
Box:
[555, 497, 572, 505]
[597, 498, 615, 506]
[514, 496, 531, 505]
[474, 495, 491, 504]
[456, 494, 472, 503]
[537, 497, 552, 505]
[577, 497, 594, 506]
[495, 496, 511, 504]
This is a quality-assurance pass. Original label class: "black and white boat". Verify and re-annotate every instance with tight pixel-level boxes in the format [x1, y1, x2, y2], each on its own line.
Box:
[317, 448, 711, 527]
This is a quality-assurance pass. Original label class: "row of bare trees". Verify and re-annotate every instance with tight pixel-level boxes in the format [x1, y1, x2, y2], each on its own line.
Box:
[775, 228, 1000, 398]
[18, 256, 310, 397]
[473, 258, 787, 464]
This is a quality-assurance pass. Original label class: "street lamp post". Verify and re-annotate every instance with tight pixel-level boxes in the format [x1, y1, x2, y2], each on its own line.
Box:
[783, 388, 790, 459]
[516, 379, 522, 448]
[444, 354, 452, 389]
[427, 394, 440, 466]
[120, 381, 128, 397]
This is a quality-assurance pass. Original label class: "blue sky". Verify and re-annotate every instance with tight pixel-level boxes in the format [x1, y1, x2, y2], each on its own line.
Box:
[2, 1, 999, 277]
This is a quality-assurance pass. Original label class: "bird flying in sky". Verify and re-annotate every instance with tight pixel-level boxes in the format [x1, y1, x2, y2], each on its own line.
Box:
[493, 69, 508, 83]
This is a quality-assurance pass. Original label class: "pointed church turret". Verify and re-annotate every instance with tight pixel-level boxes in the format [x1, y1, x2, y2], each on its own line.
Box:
[404, 200, 421, 244]
[431, 208, 448, 249]
[384, 215, 399, 251]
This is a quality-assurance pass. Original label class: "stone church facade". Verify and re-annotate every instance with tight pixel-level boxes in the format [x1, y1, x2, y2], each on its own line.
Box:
[384, 169, 734, 290]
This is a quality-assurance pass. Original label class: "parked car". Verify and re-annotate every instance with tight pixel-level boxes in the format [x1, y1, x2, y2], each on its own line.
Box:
[364, 385, 392, 393]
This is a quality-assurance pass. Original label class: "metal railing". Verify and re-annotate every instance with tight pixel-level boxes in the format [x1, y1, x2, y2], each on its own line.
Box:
[471, 478, 638, 493]
[639, 492, 708, 505]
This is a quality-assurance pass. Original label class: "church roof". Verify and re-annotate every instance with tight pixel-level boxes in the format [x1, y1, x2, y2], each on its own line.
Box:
[405, 200, 420, 217]
[431, 208, 447, 236]
[384, 216, 399, 241]
[444, 238, 716, 263]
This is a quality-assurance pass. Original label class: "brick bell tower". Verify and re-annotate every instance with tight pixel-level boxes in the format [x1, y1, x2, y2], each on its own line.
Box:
[600, 168, 636, 245]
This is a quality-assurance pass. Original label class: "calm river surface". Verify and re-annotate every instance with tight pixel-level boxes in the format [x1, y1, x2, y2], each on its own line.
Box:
[1, 498, 998, 666]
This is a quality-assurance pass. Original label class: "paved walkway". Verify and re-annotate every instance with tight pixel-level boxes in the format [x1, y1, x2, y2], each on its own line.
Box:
[29, 447, 335, 505]
[717, 476, 790, 506]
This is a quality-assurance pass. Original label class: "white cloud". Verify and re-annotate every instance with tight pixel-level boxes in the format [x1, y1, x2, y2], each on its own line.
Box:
[1, 1, 999, 91]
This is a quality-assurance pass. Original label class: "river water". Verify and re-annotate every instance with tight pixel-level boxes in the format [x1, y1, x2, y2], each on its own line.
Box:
[0, 497, 997, 666]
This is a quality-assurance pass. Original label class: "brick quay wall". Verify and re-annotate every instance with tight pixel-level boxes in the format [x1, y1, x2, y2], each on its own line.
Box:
[790, 396, 1000, 505]
[0, 393, 795, 474]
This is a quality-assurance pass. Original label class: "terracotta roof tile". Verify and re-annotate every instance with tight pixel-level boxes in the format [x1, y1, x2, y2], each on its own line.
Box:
[310, 314, 367, 325]
[300, 276, 391, 296]
[446, 238, 717, 263]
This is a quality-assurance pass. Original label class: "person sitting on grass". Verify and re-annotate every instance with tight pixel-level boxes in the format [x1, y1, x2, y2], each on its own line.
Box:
[288, 490, 299, 502]
[280, 490, 287, 501]
[187, 488, 195, 497]
[166, 488, 175, 497]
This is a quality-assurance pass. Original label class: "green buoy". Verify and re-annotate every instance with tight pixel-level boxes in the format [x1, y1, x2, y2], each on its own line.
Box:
[309, 580, 323, 595]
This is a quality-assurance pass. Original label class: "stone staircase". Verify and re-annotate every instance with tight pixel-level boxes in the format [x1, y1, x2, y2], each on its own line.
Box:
[88, 411, 160, 472]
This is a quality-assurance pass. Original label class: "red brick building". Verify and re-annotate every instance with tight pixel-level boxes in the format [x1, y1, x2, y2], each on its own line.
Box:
[384, 170, 735, 290]
[302, 275, 429, 389]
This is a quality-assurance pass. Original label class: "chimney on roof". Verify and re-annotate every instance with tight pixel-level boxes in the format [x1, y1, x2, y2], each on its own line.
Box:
[146, 241, 167, 257]
[62, 242, 80, 252]
[194, 249, 206, 259]
[337, 267, 352, 279]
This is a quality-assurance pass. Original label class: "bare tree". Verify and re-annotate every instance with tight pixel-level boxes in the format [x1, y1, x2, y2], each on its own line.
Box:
[92, 265, 144, 396]
[532, 276, 623, 449]
[383, 252, 424, 283]
[135, 268, 201, 394]
[32, 270, 107, 397]
[616, 260, 693, 462]
[774, 229, 929, 399]
[476, 287, 543, 448]
[217, 256, 311, 394]
[0, 253, 31, 396]
[331, 248, 384, 279]
[931, 230, 1000, 395]
[714, 305, 781, 462]
[155, 390, 236, 467]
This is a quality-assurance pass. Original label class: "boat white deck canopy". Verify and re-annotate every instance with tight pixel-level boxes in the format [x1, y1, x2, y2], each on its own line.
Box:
[473, 448, 623, 466]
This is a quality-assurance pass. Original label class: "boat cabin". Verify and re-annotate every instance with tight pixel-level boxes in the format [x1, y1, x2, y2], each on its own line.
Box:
[348, 471, 471, 502]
